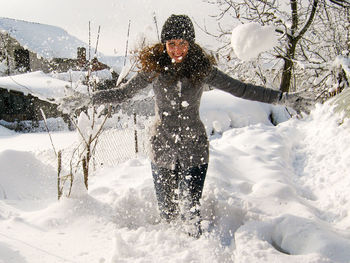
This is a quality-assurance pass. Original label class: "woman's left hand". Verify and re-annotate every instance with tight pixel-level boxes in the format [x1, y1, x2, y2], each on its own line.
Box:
[279, 90, 315, 114]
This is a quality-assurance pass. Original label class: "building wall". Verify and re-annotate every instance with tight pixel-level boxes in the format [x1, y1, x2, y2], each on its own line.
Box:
[0, 33, 109, 74]
[0, 32, 51, 74]
[0, 33, 113, 127]
[0, 87, 68, 123]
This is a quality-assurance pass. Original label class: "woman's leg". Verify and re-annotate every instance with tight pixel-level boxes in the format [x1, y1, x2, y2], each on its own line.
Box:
[178, 163, 208, 237]
[151, 163, 179, 221]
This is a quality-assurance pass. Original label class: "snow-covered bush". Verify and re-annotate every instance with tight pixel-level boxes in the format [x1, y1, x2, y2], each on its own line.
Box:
[57, 68, 113, 199]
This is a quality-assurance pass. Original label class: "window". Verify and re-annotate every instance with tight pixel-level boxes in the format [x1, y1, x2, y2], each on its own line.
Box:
[14, 48, 30, 72]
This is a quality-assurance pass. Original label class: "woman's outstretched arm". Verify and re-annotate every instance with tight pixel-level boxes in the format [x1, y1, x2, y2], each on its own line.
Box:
[92, 72, 153, 105]
[205, 67, 282, 104]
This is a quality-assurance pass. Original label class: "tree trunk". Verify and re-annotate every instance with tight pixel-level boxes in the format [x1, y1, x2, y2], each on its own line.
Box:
[280, 41, 297, 93]
[279, 0, 319, 93]
[347, 8, 350, 50]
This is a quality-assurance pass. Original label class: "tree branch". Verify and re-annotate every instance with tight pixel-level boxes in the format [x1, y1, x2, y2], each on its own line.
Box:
[296, 0, 319, 41]
[328, 0, 350, 7]
[291, 0, 299, 36]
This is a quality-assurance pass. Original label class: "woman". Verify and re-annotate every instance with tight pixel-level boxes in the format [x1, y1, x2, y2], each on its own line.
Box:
[91, 14, 307, 237]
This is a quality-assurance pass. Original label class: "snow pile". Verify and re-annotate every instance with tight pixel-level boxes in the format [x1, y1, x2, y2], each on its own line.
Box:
[0, 131, 77, 153]
[0, 125, 14, 136]
[1, 95, 350, 262]
[274, 103, 350, 262]
[231, 22, 278, 61]
[200, 89, 290, 134]
[1, 69, 350, 261]
[0, 150, 57, 200]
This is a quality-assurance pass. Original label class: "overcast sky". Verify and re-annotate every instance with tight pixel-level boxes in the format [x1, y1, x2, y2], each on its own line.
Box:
[0, 0, 222, 56]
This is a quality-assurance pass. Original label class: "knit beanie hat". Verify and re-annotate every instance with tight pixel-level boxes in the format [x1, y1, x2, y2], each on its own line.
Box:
[161, 14, 195, 43]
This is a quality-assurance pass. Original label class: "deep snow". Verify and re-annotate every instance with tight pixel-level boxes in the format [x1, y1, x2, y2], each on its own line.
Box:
[1, 90, 350, 262]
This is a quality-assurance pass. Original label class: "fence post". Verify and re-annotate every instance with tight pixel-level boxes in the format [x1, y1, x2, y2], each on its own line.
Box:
[134, 112, 138, 154]
[57, 150, 62, 200]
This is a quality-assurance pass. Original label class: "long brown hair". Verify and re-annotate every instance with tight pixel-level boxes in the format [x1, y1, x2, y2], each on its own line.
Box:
[138, 43, 168, 73]
[137, 42, 214, 83]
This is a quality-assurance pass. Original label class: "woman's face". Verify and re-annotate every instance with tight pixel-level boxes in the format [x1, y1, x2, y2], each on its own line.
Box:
[165, 39, 189, 63]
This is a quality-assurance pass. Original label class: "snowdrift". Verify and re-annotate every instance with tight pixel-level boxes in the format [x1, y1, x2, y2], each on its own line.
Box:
[0, 125, 14, 136]
[1, 91, 350, 262]
[0, 150, 57, 200]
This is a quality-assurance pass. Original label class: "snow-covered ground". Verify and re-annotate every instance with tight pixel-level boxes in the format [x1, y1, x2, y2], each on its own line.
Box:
[1, 89, 350, 262]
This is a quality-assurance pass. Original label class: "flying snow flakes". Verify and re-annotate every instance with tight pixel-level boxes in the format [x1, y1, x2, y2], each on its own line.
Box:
[181, 101, 189, 107]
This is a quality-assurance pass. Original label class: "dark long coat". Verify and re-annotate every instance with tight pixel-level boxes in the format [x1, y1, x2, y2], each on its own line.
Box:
[93, 44, 282, 169]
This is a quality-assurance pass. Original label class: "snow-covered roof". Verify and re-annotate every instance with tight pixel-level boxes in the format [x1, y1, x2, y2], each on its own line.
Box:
[0, 17, 89, 59]
[0, 71, 86, 100]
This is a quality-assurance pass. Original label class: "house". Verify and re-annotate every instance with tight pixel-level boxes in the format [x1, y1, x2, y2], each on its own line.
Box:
[0, 87, 67, 130]
[0, 70, 78, 130]
[0, 17, 111, 74]
[0, 18, 122, 129]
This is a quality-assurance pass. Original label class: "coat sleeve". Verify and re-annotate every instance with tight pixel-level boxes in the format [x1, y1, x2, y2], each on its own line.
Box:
[92, 71, 153, 105]
[204, 67, 282, 104]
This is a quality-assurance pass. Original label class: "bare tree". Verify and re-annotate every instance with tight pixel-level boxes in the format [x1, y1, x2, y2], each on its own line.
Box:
[203, 0, 349, 95]
[56, 24, 113, 198]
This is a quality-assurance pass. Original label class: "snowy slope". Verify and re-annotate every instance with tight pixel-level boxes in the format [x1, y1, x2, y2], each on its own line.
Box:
[0, 17, 124, 69]
[0, 17, 90, 59]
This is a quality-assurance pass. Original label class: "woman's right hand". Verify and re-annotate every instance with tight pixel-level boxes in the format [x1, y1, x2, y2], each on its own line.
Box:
[56, 88, 91, 114]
